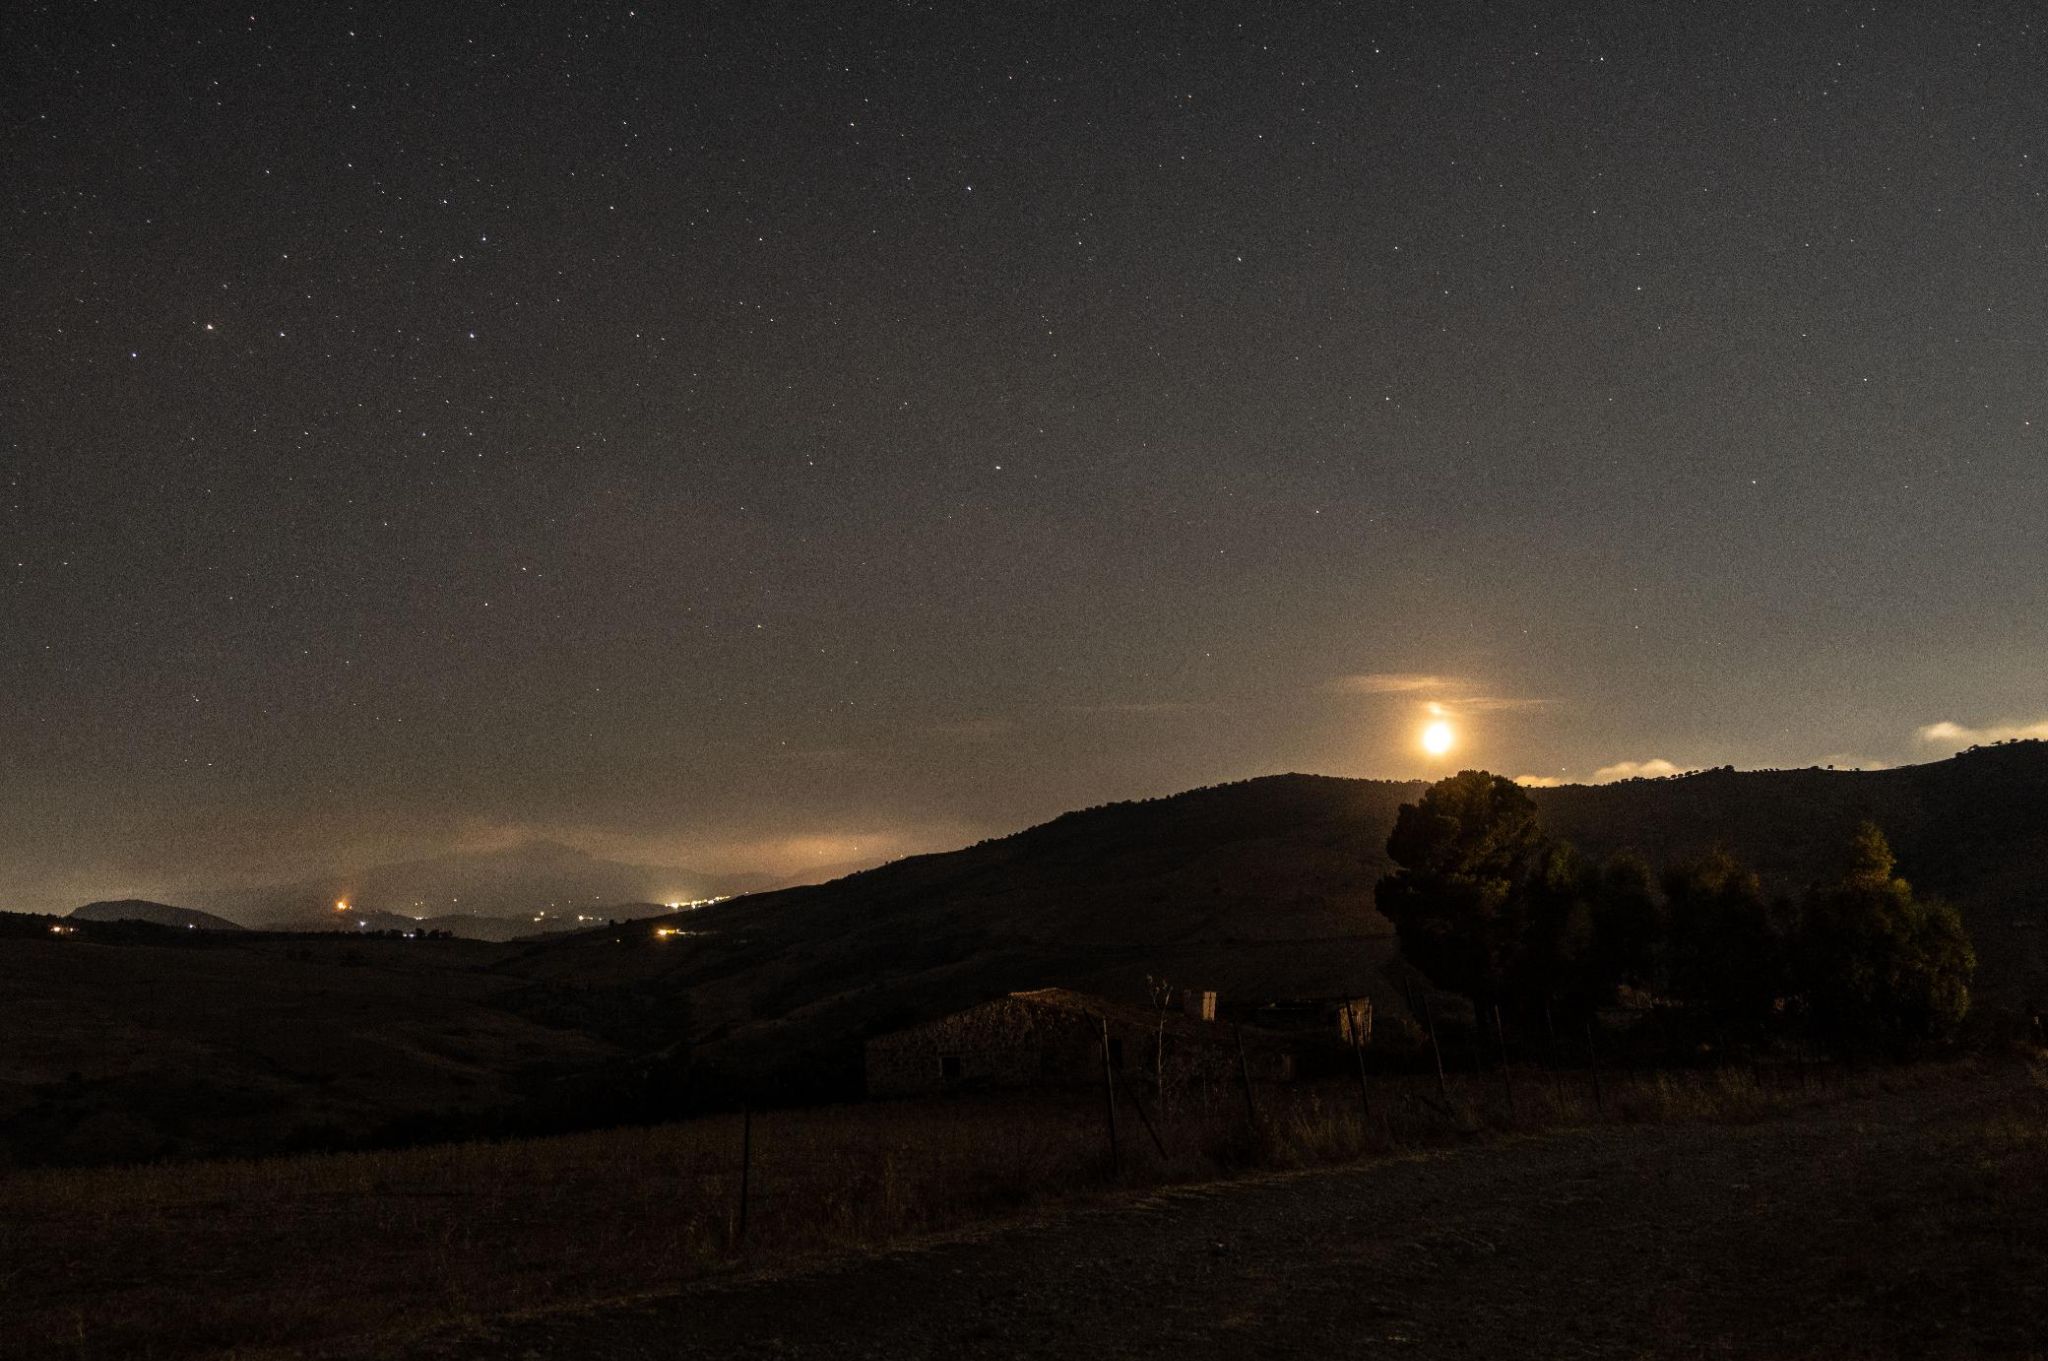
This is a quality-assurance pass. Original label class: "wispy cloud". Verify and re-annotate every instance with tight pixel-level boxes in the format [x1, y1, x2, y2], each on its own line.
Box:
[1329, 672, 1550, 714]
[1591, 758, 1683, 782]
[1917, 718, 2048, 748]
[1329, 672, 1448, 695]
[1455, 694, 1553, 714]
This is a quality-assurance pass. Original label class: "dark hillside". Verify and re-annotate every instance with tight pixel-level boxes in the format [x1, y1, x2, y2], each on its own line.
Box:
[507, 746, 2048, 1100]
[0, 920, 635, 1169]
[498, 777, 1425, 1077]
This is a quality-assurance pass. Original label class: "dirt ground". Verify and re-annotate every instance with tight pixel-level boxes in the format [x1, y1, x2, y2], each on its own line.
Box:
[399, 1065, 2047, 1361]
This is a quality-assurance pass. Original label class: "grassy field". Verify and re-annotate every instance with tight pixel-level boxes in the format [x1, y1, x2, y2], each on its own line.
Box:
[4, 1057, 2035, 1361]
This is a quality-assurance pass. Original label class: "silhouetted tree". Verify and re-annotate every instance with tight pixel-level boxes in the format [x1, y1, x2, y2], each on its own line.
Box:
[1515, 844, 1663, 1019]
[1798, 822, 1974, 1054]
[1662, 848, 1794, 1051]
[1591, 851, 1663, 997]
[1375, 770, 1545, 1009]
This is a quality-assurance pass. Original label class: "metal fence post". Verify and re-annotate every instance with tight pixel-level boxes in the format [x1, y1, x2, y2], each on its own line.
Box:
[1494, 1004, 1516, 1119]
[1422, 993, 1447, 1101]
[1099, 1016, 1121, 1174]
[735, 1102, 752, 1247]
[1233, 1021, 1259, 1128]
[1586, 1019, 1605, 1114]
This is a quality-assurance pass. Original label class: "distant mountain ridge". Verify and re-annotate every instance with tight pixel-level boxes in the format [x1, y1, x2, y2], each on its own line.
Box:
[177, 840, 782, 934]
[68, 899, 244, 931]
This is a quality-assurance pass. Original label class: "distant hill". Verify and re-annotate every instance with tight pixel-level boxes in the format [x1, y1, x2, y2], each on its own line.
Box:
[68, 899, 243, 932]
[179, 841, 776, 934]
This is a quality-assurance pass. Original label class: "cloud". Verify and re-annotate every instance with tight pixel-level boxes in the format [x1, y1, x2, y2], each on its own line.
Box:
[1455, 694, 1554, 714]
[1916, 718, 2048, 748]
[452, 818, 935, 879]
[1329, 672, 1449, 695]
[1591, 758, 1683, 783]
[1328, 673, 1550, 713]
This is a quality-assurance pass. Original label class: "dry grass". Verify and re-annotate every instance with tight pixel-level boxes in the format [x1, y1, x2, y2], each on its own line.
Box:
[0, 1059, 2024, 1361]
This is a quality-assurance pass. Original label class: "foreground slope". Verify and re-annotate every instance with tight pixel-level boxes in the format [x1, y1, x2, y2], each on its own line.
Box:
[404, 1066, 2046, 1361]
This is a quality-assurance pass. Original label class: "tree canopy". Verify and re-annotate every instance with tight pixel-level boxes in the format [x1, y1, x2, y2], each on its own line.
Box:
[1662, 849, 1792, 1049]
[1374, 770, 1545, 1008]
[1799, 822, 1974, 1054]
[1373, 778, 1975, 1057]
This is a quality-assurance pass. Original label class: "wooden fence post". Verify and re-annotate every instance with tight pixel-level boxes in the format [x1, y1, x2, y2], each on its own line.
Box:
[1099, 1017, 1121, 1175]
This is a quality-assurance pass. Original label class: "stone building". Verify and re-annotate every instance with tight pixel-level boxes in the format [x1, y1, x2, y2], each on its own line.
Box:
[863, 987, 1289, 1099]
[1251, 995, 1375, 1044]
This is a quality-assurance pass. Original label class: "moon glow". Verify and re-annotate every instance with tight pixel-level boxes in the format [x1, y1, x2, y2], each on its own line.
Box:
[1421, 719, 1456, 756]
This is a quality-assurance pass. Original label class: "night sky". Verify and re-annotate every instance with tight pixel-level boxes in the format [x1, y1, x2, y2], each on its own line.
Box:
[6, 2, 2045, 910]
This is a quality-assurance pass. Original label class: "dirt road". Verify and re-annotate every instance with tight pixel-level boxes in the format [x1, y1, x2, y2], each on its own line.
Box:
[409, 1072, 2045, 1360]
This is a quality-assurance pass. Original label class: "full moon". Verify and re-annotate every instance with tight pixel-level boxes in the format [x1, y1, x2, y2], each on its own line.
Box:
[1421, 719, 1456, 756]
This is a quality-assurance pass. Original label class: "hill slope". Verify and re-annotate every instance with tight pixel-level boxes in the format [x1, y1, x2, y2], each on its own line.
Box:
[0, 914, 642, 1169]
[507, 744, 2048, 1096]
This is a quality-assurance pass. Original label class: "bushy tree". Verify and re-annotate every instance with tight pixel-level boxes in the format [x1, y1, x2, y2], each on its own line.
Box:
[1799, 823, 1974, 1054]
[1518, 845, 1661, 1017]
[1374, 770, 1545, 1008]
[1662, 848, 1793, 1050]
